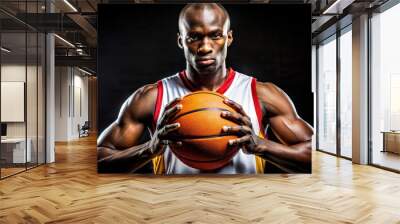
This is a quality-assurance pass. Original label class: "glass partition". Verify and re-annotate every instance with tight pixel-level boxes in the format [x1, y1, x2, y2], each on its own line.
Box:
[317, 35, 337, 154]
[27, 30, 38, 169]
[339, 27, 352, 158]
[0, 1, 46, 179]
[1, 31, 28, 177]
[370, 3, 400, 171]
[38, 32, 45, 165]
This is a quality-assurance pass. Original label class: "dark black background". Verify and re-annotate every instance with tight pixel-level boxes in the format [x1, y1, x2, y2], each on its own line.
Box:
[98, 4, 312, 139]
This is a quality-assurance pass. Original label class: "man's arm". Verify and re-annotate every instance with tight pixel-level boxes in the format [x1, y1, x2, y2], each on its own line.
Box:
[97, 84, 158, 173]
[221, 82, 313, 172]
[256, 82, 313, 164]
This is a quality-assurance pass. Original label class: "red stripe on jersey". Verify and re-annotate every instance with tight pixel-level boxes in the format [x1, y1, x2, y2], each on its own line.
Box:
[251, 78, 265, 136]
[217, 68, 235, 94]
[153, 80, 164, 129]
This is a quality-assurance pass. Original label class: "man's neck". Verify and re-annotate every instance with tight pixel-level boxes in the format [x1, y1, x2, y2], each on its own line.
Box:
[185, 66, 228, 91]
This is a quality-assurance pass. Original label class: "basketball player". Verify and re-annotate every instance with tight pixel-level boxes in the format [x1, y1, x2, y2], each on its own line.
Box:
[97, 3, 313, 174]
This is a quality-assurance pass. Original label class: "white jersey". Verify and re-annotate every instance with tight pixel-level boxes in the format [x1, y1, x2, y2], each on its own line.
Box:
[152, 68, 266, 174]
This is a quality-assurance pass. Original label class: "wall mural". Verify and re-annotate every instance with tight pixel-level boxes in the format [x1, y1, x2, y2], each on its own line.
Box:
[97, 3, 313, 174]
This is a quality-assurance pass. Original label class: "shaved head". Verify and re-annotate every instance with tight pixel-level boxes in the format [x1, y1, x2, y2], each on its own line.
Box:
[178, 3, 231, 34]
[177, 3, 233, 76]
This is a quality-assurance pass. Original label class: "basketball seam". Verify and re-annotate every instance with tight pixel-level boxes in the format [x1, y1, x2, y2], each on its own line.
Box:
[177, 134, 237, 140]
[186, 91, 226, 98]
[169, 107, 231, 123]
[172, 145, 238, 163]
[177, 152, 237, 163]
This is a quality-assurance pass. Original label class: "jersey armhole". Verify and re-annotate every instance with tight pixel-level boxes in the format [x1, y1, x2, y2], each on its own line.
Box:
[251, 78, 266, 137]
[251, 78, 267, 173]
[152, 80, 164, 130]
[152, 80, 165, 174]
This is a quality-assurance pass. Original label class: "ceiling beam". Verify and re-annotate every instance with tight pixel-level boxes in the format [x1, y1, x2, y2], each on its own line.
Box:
[51, 0, 97, 47]
[55, 55, 96, 70]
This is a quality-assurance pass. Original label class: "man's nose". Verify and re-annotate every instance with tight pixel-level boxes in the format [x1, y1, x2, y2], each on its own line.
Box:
[197, 37, 213, 55]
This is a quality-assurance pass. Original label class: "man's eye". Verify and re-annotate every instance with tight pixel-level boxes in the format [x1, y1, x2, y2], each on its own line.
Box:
[187, 35, 200, 42]
[211, 33, 223, 39]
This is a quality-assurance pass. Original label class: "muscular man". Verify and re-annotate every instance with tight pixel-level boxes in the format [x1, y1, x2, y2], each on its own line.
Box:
[97, 3, 313, 174]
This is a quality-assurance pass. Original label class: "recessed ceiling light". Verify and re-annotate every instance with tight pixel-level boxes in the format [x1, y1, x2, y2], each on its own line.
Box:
[1, 47, 11, 53]
[77, 67, 92, 76]
[63, 0, 78, 12]
[54, 34, 75, 48]
[322, 0, 354, 15]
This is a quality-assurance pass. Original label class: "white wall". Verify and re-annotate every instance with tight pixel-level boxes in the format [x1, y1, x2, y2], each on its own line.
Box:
[1, 63, 46, 163]
[72, 72, 89, 138]
[55, 67, 89, 141]
[1, 64, 41, 138]
[55, 67, 69, 141]
[1, 65, 26, 136]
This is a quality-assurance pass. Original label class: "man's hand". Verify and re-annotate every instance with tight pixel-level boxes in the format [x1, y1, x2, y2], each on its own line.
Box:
[221, 91, 313, 173]
[150, 97, 183, 156]
[221, 99, 264, 154]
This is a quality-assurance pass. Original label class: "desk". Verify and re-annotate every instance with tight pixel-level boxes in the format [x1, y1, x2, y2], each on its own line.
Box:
[382, 131, 400, 154]
[1, 138, 31, 163]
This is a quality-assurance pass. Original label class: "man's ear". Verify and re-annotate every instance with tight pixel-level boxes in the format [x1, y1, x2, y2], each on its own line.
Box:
[177, 33, 183, 49]
[227, 30, 233, 47]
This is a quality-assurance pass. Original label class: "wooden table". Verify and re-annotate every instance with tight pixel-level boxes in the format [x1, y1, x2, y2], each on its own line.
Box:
[381, 131, 400, 154]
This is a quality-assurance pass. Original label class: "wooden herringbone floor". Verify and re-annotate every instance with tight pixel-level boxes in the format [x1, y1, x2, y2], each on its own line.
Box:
[1, 135, 400, 224]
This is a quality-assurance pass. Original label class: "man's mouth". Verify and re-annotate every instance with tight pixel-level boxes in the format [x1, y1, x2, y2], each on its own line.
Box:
[195, 58, 216, 66]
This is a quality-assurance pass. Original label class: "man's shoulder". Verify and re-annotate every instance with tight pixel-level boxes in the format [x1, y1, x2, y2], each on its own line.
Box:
[128, 71, 181, 104]
[122, 83, 158, 122]
[256, 81, 281, 95]
[132, 83, 158, 101]
[255, 81, 295, 116]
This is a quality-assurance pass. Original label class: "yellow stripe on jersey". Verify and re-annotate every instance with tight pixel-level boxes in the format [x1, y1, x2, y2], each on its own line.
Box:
[255, 131, 266, 174]
[152, 155, 165, 174]
[255, 156, 266, 174]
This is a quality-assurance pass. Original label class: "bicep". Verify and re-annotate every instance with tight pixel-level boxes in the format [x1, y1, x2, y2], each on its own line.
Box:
[100, 119, 146, 150]
[269, 115, 313, 145]
[258, 82, 313, 145]
[97, 84, 157, 150]
[97, 103, 147, 151]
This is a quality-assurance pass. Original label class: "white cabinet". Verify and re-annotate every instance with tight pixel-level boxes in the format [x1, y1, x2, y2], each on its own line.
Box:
[1, 138, 32, 163]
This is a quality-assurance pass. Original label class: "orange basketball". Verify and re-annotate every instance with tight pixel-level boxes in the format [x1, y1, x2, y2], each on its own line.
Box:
[167, 91, 239, 170]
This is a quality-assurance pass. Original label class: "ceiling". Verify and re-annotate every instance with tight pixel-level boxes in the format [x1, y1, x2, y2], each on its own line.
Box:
[0, 0, 392, 73]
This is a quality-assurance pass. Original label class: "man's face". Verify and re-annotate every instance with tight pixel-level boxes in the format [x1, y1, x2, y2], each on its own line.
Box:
[178, 7, 232, 74]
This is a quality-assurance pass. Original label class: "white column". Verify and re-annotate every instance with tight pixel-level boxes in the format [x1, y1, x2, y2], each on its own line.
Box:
[46, 1, 55, 163]
[352, 14, 369, 164]
[46, 33, 55, 163]
[312, 45, 317, 150]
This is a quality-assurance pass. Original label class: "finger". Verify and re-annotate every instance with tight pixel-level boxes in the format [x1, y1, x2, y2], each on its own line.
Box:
[228, 135, 251, 146]
[222, 125, 252, 136]
[223, 99, 246, 115]
[158, 123, 180, 138]
[169, 141, 183, 148]
[221, 111, 252, 126]
[165, 97, 183, 109]
[161, 140, 182, 146]
[159, 104, 182, 127]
